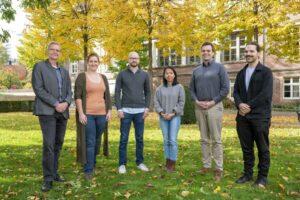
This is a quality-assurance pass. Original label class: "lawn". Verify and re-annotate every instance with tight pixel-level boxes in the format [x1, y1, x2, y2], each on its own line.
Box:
[0, 111, 299, 200]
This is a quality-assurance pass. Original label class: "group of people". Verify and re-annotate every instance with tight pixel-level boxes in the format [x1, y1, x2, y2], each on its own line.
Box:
[32, 41, 273, 192]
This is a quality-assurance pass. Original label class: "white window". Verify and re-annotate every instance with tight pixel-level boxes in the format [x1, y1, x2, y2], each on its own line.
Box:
[71, 61, 78, 74]
[284, 77, 300, 99]
[222, 33, 246, 62]
[158, 49, 182, 67]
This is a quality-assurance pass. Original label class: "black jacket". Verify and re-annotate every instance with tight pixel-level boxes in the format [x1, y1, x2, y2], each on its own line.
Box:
[233, 62, 273, 119]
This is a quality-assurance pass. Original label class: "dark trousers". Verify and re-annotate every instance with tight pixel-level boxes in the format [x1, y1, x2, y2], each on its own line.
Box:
[38, 113, 67, 181]
[236, 116, 270, 178]
[119, 112, 144, 166]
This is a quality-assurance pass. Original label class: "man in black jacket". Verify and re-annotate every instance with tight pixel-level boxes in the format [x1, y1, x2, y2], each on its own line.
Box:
[233, 42, 273, 187]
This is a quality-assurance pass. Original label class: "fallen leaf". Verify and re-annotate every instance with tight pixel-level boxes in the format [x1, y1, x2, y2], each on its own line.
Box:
[181, 191, 190, 197]
[130, 171, 136, 176]
[145, 183, 154, 188]
[284, 149, 291, 154]
[221, 192, 229, 198]
[213, 186, 221, 193]
[124, 192, 131, 199]
[282, 176, 289, 182]
[290, 191, 300, 197]
[7, 191, 17, 196]
[287, 167, 292, 172]
[278, 184, 285, 190]
[114, 182, 127, 187]
[199, 187, 208, 195]
[65, 190, 72, 196]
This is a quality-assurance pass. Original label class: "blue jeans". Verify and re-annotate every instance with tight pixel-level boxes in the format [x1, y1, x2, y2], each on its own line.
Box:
[159, 115, 181, 161]
[84, 115, 106, 173]
[119, 112, 144, 166]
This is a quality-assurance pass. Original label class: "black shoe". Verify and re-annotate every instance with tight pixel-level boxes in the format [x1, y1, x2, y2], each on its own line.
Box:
[41, 181, 53, 192]
[235, 175, 253, 184]
[252, 177, 267, 188]
[54, 174, 66, 182]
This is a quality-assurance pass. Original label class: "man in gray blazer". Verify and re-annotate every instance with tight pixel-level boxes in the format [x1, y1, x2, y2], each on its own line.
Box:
[32, 42, 72, 192]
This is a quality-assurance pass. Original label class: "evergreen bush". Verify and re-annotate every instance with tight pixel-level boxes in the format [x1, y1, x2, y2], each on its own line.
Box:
[182, 86, 196, 124]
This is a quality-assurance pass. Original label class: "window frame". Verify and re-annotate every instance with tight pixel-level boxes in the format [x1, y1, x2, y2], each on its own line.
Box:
[283, 77, 300, 99]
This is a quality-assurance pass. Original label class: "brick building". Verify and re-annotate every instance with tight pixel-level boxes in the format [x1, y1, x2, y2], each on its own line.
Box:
[151, 45, 300, 105]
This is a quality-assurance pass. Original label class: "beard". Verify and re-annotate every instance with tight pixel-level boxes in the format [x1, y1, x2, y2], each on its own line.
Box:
[130, 62, 138, 67]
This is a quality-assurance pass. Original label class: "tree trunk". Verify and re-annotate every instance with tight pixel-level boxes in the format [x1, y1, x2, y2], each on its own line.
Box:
[253, 0, 259, 42]
[83, 32, 88, 72]
[147, 35, 154, 111]
[146, 0, 154, 111]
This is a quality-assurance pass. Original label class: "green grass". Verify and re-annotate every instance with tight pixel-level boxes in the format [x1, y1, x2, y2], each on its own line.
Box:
[0, 112, 299, 199]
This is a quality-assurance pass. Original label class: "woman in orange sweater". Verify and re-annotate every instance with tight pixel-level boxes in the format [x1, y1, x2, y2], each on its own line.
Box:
[75, 53, 112, 180]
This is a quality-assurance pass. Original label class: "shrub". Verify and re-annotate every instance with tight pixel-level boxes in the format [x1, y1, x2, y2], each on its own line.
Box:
[0, 71, 23, 89]
[182, 86, 196, 124]
[273, 103, 299, 112]
[0, 101, 33, 112]
[223, 97, 236, 110]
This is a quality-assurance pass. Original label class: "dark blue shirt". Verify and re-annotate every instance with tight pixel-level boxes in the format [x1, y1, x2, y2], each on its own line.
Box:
[55, 68, 63, 102]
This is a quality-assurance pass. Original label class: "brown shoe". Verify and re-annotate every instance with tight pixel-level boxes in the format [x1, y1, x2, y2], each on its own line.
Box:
[214, 169, 223, 183]
[199, 167, 211, 174]
[167, 160, 176, 172]
[165, 159, 170, 170]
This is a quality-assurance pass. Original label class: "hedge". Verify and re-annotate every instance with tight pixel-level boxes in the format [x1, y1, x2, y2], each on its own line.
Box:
[0, 101, 34, 112]
[182, 86, 196, 124]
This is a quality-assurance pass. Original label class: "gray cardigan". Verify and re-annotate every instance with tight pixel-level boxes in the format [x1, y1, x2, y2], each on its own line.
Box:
[154, 84, 185, 116]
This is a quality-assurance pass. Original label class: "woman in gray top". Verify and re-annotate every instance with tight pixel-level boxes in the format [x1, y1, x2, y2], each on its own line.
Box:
[154, 67, 185, 171]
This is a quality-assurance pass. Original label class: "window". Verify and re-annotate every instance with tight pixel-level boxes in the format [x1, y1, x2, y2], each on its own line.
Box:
[186, 48, 201, 65]
[284, 77, 300, 99]
[222, 33, 246, 62]
[158, 49, 182, 67]
[71, 61, 78, 74]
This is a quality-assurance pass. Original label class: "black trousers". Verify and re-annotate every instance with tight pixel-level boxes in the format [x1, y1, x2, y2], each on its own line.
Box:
[236, 116, 270, 178]
[38, 112, 67, 181]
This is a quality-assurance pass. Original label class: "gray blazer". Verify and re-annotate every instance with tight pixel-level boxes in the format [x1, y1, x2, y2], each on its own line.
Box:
[32, 59, 72, 119]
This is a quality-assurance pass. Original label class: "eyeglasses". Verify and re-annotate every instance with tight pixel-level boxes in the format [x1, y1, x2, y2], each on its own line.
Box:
[49, 48, 61, 52]
[129, 57, 139, 60]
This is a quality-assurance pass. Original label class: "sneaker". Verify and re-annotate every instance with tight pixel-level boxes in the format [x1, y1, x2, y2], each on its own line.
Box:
[137, 163, 149, 172]
[252, 177, 268, 188]
[41, 181, 53, 192]
[54, 174, 66, 182]
[119, 165, 126, 174]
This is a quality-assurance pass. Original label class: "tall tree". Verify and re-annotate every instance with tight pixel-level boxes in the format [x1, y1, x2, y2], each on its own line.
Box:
[0, 0, 51, 42]
[18, 0, 107, 70]
[101, 0, 199, 108]
[199, 0, 300, 61]
[0, 0, 15, 42]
